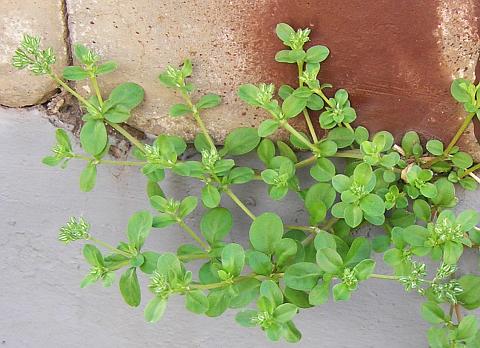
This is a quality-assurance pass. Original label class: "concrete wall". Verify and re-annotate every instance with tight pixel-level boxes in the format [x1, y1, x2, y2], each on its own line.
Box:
[1, 106, 479, 348]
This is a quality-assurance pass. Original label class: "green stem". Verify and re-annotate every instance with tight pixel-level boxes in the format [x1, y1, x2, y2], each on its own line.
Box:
[181, 91, 216, 150]
[177, 219, 210, 251]
[106, 121, 146, 153]
[88, 236, 131, 258]
[282, 121, 318, 152]
[369, 274, 400, 281]
[285, 225, 317, 233]
[190, 273, 284, 290]
[295, 156, 317, 169]
[51, 73, 95, 110]
[73, 154, 146, 166]
[343, 122, 354, 132]
[297, 61, 319, 143]
[90, 75, 104, 106]
[444, 112, 476, 155]
[314, 88, 334, 108]
[333, 149, 364, 159]
[224, 188, 256, 220]
[460, 162, 480, 178]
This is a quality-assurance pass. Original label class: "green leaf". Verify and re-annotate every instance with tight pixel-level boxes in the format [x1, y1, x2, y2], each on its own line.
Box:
[258, 119, 279, 137]
[452, 152, 473, 169]
[401, 131, 421, 156]
[227, 167, 254, 184]
[79, 162, 97, 192]
[196, 94, 221, 109]
[431, 178, 457, 208]
[83, 244, 104, 267]
[353, 163, 372, 185]
[353, 259, 375, 281]
[328, 127, 355, 148]
[96, 61, 117, 75]
[355, 126, 369, 145]
[344, 204, 363, 228]
[273, 303, 298, 323]
[345, 237, 371, 267]
[457, 209, 480, 231]
[144, 296, 167, 322]
[119, 267, 141, 307]
[305, 45, 330, 63]
[223, 128, 260, 156]
[107, 82, 144, 110]
[314, 230, 336, 250]
[62, 66, 89, 80]
[443, 241, 463, 264]
[178, 196, 198, 218]
[127, 211, 152, 250]
[200, 207, 232, 244]
[201, 184, 221, 208]
[402, 225, 429, 246]
[413, 199, 431, 222]
[249, 212, 284, 254]
[235, 310, 258, 327]
[332, 283, 351, 301]
[274, 238, 297, 266]
[309, 281, 330, 305]
[426, 139, 444, 156]
[221, 243, 245, 276]
[285, 262, 321, 291]
[104, 104, 131, 123]
[277, 141, 297, 163]
[276, 23, 295, 42]
[140, 251, 160, 274]
[55, 127, 72, 150]
[205, 290, 230, 317]
[80, 120, 107, 156]
[456, 315, 478, 341]
[450, 78, 471, 103]
[169, 103, 191, 117]
[316, 248, 343, 274]
[458, 275, 480, 310]
[305, 183, 335, 225]
[260, 280, 283, 308]
[427, 327, 449, 348]
[421, 301, 447, 324]
[359, 194, 385, 217]
[146, 180, 164, 199]
[332, 174, 352, 193]
[237, 84, 261, 106]
[310, 158, 336, 182]
[246, 250, 274, 275]
[194, 133, 210, 152]
[73, 43, 91, 64]
[185, 290, 209, 314]
[282, 94, 307, 118]
[257, 138, 275, 165]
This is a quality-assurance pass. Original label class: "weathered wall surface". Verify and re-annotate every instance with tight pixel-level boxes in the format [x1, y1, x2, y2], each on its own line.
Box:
[1, 106, 479, 348]
[0, 1, 68, 107]
[0, 1, 479, 155]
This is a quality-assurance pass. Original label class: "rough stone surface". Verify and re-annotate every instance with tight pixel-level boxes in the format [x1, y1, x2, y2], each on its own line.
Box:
[0, 1, 68, 107]
[65, 0, 479, 156]
[2, 106, 479, 347]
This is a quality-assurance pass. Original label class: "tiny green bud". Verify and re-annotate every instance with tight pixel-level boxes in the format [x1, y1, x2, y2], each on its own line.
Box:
[58, 217, 90, 243]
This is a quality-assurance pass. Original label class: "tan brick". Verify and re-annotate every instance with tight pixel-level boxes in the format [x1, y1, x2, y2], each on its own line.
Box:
[0, 1, 68, 107]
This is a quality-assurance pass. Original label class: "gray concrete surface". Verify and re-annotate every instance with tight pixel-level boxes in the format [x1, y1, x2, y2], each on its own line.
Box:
[1, 106, 479, 348]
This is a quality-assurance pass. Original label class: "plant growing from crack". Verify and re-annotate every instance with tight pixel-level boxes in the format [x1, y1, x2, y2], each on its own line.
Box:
[12, 24, 480, 347]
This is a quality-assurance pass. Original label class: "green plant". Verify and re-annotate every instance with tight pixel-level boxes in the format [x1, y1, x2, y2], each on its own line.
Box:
[13, 24, 480, 346]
